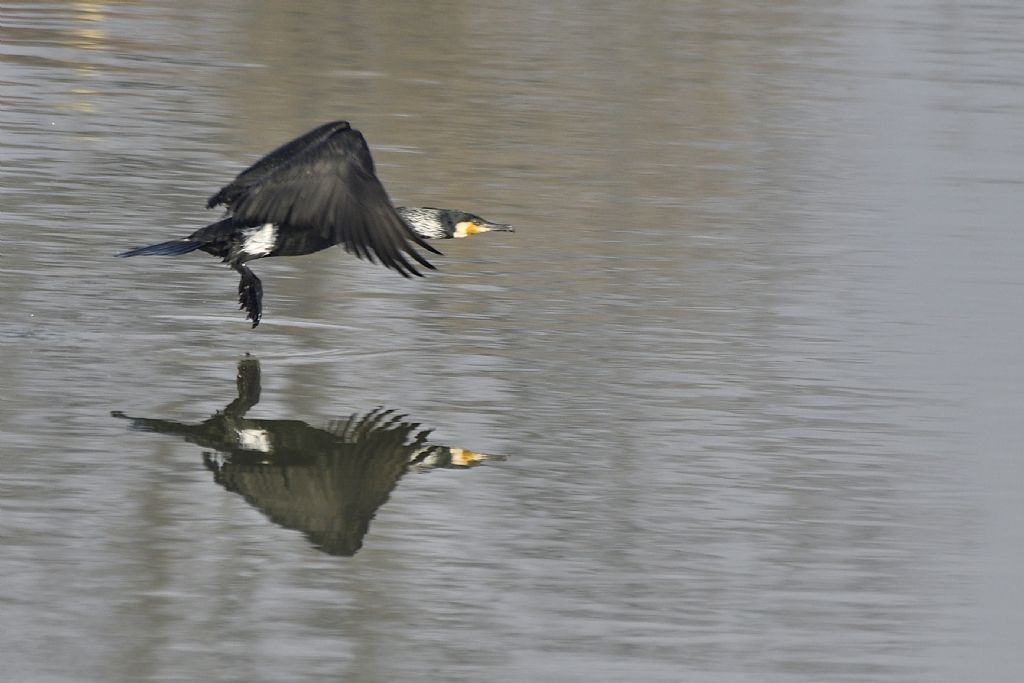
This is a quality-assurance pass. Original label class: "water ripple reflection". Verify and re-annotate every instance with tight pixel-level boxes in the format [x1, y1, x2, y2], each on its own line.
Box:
[113, 358, 504, 556]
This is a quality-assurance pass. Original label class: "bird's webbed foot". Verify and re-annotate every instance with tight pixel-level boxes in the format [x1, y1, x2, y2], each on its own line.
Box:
[236, 266, 263, 328]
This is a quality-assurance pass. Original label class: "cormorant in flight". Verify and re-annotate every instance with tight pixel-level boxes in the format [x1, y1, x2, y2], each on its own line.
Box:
[118, 120, 511, 327]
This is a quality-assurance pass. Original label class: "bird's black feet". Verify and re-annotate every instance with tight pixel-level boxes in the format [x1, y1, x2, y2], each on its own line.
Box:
[236, 266, 263, 328]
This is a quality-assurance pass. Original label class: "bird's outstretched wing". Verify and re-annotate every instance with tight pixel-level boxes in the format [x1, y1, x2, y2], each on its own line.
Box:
[208, 121, 440, 277]
[207, 120, 350, 210]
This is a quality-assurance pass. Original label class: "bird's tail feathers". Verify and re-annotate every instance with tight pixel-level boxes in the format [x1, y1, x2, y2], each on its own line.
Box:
[117, 239, 203, 257]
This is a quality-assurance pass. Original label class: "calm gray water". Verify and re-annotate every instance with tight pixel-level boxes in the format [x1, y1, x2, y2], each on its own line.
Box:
[3, 2, 1023, 681]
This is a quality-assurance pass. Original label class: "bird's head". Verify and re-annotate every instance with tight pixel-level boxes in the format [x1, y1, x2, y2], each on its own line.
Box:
[446, 210, 514, 239]
[397, 207, 514, 240]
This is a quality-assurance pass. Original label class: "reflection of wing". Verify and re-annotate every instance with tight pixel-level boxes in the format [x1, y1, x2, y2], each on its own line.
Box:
[204, 409, 431, 556]
[113, 360, 505, 556]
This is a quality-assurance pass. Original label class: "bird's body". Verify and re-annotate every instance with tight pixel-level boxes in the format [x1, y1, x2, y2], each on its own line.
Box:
[118, 120, 511, 327]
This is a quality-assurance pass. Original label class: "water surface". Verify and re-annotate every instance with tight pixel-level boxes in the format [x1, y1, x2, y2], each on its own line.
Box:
[2, 2, 1023, 681]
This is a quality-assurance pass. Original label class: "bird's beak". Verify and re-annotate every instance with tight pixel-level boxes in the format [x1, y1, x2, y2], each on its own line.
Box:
[482, 220, 514, 233]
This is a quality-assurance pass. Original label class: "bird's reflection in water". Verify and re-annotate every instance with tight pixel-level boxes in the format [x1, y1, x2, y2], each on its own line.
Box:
[112, 359, 504, 556]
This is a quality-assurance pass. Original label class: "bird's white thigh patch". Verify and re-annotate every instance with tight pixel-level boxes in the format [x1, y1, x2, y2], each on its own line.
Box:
[237, 427, 272, 453]
[241, 223, 278, 257]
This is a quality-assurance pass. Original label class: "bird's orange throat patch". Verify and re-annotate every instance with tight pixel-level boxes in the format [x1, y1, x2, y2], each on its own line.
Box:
[454, 221, 488, 238]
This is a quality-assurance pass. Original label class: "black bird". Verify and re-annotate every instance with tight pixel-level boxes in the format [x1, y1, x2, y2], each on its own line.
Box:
[117, 120, 511, 327]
